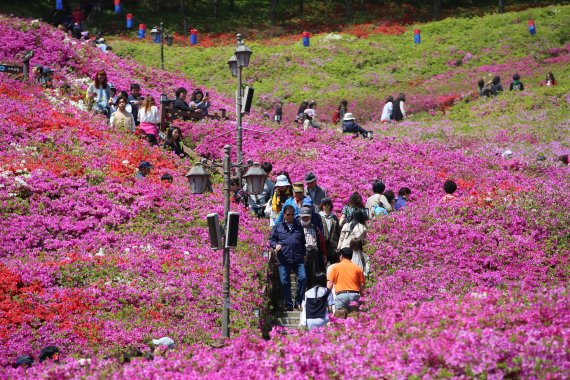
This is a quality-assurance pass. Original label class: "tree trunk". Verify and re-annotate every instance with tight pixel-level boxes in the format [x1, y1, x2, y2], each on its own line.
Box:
[433, 0, 442, 20]
[270, 0, 278, 26]
[498, 0, 505, 13]
[345, 0, 352, 21]
[299, 0, 304, 13]
[180, 0, 187, 35]
[229, 0, 234, 11]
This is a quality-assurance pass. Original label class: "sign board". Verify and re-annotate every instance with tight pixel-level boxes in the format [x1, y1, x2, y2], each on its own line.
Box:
[0, 64, 24, 74]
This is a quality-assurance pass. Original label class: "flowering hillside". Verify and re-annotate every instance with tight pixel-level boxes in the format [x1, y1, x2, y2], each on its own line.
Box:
[1, 12, 570, 379]
[112, 5, 570, 120]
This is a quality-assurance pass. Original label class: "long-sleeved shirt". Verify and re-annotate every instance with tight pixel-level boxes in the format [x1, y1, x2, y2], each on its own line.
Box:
[138, 106, 160, 124]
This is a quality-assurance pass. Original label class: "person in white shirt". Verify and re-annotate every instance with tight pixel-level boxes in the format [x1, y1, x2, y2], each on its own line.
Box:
[138, 95, 160, 145]
[299, 272, 334, 331]
[303, 100, 321, 130]
[380, 95, 394, 123]
[365, 180, 393, 217]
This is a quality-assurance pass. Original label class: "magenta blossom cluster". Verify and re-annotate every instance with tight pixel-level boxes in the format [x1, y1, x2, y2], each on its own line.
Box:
[0, 15, 569, 378]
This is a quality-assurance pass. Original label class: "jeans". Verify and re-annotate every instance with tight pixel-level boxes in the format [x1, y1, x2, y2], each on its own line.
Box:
[278, 262, 307, 308]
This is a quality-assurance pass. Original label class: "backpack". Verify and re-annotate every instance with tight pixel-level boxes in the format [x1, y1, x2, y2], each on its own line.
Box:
[373, 204, 388, 216]
[332, 110, 340, 123]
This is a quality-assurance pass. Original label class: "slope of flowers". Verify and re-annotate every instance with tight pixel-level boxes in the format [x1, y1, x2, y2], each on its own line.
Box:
[0, 74, 268, 367]
[1, 13, 569, 379]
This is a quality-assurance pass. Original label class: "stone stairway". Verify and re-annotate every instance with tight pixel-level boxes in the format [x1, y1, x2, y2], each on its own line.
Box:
[272, 273, 302, 329]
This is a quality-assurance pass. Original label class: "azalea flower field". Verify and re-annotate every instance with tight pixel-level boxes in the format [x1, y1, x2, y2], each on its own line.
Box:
[1, 6, 569, 379]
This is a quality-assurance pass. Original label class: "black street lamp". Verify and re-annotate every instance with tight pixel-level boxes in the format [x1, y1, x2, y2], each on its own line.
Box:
[226, 34, 252, 186]
[151, 23, 168, 69]
[186, 145, 267, 338]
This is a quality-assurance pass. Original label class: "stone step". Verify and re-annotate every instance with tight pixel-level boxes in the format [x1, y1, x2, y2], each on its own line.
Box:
[274, 310, 301, 328]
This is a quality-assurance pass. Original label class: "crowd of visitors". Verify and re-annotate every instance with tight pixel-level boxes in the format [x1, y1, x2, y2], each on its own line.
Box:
[262, 171, 427, 327]
[477, 72, 557, 98]
[13, 334, 179, 368]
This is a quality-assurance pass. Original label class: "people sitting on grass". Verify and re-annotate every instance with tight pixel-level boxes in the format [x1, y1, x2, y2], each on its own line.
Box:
[189, 89, 211, 115]
[13, 355, 34, 368]
[341, 113, 372, 138]
[509, 73, 524, 91]
[110, 90, 132, 114]
[490, 76, 504, 96]
[299, 272, 334, 331]
[39, 346, 60, 363]
[138, 95, 160, 146]
[338, 209, 367, 250]
[442, 180, 458, 202]
[274, 102, 283, 124]
[395, 187, 412, 210]
[303, 100, 321, 130]
[295, 100, 309, 125]
[128, 83, 143, 125]
[333, 99, 348, 124]
[161, 173, 173, 183]
[135, 161, 153, 180]
[109, 96, 135, 132]
[174, 87, 192, 113]
[380, 95, 394, 123]
[163, 127, 188, 157]
[173, 87, 206, 120]
[542, 72, 557, 87]
[478, 79, 491, 98]
[86, 69, 112, 117]
[391, 93, 406, 122]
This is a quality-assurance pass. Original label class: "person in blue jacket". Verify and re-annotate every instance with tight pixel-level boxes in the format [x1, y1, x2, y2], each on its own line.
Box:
[270, 205, 307, 311]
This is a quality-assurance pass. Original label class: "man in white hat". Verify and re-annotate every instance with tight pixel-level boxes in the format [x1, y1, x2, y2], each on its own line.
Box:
[341, 113, 372, 138]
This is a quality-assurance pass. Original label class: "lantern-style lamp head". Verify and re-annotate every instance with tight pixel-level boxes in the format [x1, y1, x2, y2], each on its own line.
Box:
[235, 34, 252, 68]
[150, 27, 159, 40]
[227, 54, 238, 77]
[165, 35, 174, 46]
[160, 93, 168, 104]
[243, 162, 267, 195]
[186, 163, 210, 194]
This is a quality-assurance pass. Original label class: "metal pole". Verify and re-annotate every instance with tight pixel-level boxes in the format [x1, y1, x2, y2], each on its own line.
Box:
[222, 144, 231, 338]
[236, 34, 243, 186]
[160, 22, 164, 70]
[236, 65, 243, 184]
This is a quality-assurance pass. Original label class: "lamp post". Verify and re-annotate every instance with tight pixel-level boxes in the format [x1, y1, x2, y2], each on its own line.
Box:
[151, 22, 172, 70]
[186, 145, 267, 338]
[227, 34, 252, 186]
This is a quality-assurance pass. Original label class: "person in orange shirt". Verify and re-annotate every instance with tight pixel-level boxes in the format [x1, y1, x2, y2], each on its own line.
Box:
[327, 248, 365, 317]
